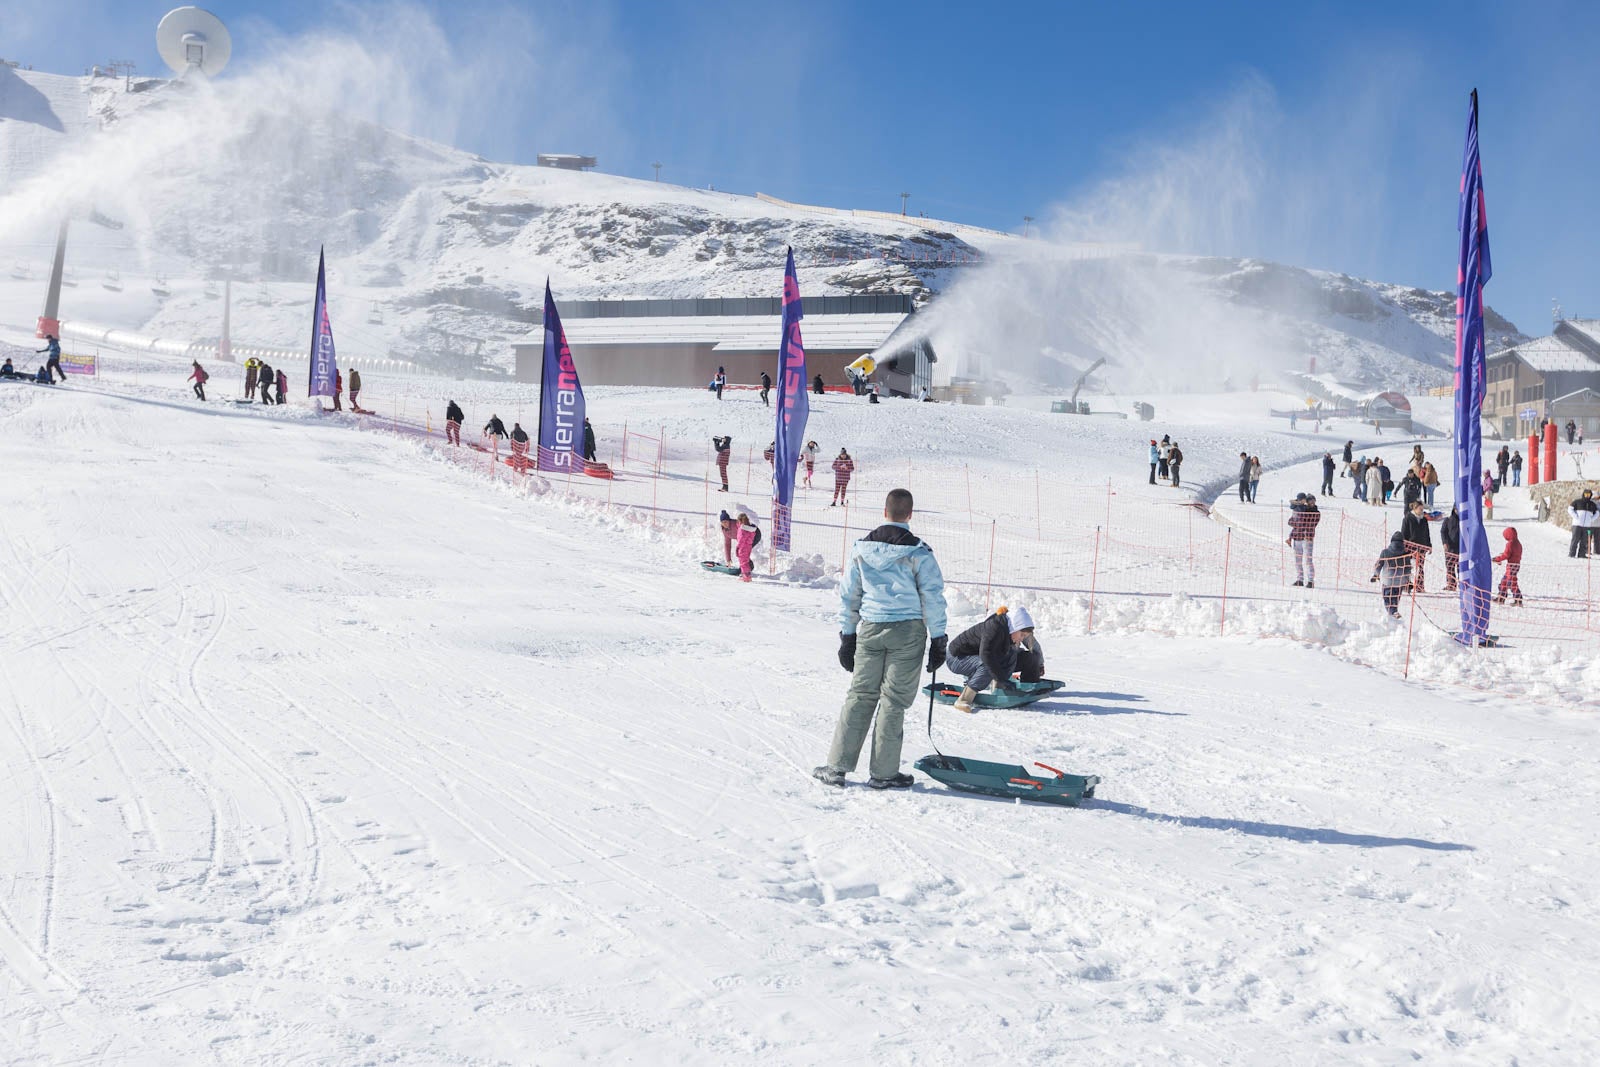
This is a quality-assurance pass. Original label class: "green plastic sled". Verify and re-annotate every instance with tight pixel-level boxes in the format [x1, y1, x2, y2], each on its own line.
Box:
[700, 561, 742, 576]
[914, 754, 1099, 806]
[921, 678, 1064, 709]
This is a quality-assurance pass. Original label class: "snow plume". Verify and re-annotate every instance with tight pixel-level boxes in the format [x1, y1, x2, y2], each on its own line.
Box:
[911, 71, 1428, 393]
[0, 2, 616, 277]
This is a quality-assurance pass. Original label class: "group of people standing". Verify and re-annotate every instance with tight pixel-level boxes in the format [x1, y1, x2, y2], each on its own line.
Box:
[715, 435, 855, 505]
[1147, 435, 1185, 487]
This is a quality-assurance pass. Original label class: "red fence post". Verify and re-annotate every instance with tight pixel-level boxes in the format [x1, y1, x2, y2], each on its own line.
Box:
[1087, 527, 1101, 633]
[1219, 527, 1233, 636]
[745, 445, 754, 494]
[984, 520, 996, 612]
[1105, 478, 1112, 534]
[658, 426, 665, 475]
[1278, 501, 1286, 586]
[1403, 580, 1419, 680]
[621, 420, 629, 467]
[1336, 511, 1345, 589]
[839, 500, 850, 570]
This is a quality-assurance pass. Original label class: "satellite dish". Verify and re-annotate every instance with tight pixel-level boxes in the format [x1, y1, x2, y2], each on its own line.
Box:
[156, 7, 232, 79]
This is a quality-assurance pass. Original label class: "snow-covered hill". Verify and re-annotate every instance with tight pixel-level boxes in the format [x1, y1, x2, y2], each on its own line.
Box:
[0, 65, 1525, 390]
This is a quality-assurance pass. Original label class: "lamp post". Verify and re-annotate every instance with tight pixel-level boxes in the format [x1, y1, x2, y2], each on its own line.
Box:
[899, 191, 910, 216]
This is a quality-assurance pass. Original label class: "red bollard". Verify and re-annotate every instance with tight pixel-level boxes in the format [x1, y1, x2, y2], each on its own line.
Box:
[1544, 422, 1559, 482]
[1528, 433, 1541, 484]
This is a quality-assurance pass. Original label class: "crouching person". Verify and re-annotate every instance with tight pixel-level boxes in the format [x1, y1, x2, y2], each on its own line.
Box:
[814, 489, 948, 790]
[945, 606, 1040, 712]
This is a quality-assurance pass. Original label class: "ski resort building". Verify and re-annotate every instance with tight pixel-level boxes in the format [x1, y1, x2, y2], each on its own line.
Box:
[1484, 318, 1600, 438]
[513, 294, 916, 390]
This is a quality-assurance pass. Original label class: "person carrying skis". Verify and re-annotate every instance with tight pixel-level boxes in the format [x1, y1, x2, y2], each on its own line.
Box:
[1400, 499, 1433, 592]
[582, 418, 597, 462]
[814, 488, 948, 790]
[1440, 505, 1460, 591]
[1493, 527, 1523, 606]
[348, 368, 362, 410]
[1371, 532, 1412, 619]
[1157, 434, 1171, 482]
[258, 361, 275, 404]
[946, 606, 1042, 713]
[440, 400, 462, 445]
[831, 447, 855, 506]
[712, 435, 732, 492]
[275, 368, 287, 405]
[188, 360, 209, 401]
[734, 511, 762, 582]
[1168, 441, 1183, 487]
[1321, 452, 1335, 496]
[243, 357, 259, 399]
[1287, 492, 1320, 587]
[36, 334, 65, 382]
[1148, 439, 1159, 485]
[803, 441, 819, 488]
[760, 370, 772, 407]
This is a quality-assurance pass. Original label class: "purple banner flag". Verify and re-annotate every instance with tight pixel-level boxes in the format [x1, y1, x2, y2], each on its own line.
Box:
[537, 281, 586, 472]
[307, 248, 338, 398]
[771, 248, 809, 551]
[1453, 90, 1494, 644]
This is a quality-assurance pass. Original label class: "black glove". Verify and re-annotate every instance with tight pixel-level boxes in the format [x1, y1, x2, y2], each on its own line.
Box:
[998, 676, 1020, 693]
[926, 635, 947, 673]
[838, 633, 856, 672]
[1370, 575, 1378, 583]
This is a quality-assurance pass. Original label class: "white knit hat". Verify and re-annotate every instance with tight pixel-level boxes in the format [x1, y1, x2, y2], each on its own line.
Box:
[1005, 606, 1035, 633]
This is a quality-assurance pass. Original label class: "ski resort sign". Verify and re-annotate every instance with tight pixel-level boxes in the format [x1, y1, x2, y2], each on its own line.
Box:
[307, 248, 338, 399]
[538, 281, 586, 472]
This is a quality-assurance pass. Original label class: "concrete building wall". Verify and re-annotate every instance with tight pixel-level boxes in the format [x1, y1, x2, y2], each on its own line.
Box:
[513, 342, 872, 389]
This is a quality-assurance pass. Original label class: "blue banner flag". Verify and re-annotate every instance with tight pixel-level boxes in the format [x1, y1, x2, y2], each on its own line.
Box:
[771, 248, 809, 551]
[307, 247, 338, 398]
[1453, 90, 1494, 644]
[537, 281, 586, 472]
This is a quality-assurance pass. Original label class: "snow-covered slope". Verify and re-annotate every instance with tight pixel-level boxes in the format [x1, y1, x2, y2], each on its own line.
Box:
[0, 66, 1526, 390]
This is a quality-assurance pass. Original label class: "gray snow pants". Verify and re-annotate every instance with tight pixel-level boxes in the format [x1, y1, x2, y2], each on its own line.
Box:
[825, 619, 927, 780]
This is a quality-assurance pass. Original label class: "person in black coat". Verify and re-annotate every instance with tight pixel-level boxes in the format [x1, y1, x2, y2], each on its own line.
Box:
[760, 371, 772, 406]
[1237, 452, 1251, 502]
[945, 606, 1042, 711]
[582, 417, 597, 462]
[1321, 453, 1336, 496]
[1440, 505, 1460, 591]
[484, 415, 508, 439]
[258, 362, 275, 404]
[1399, 469, 1423, 508]
[1342, 440, 1353, 470]
[812, 373, 825, 395]
[445, 400, 464, 446]
[1400, 499, 1433, 593]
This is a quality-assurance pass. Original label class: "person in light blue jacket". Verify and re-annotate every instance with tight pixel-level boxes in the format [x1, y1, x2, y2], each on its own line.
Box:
[1148, 439, 1159, 484]
[815, 488, 948, 790]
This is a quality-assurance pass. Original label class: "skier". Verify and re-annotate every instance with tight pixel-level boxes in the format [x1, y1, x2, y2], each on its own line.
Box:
[1157, 434, 1171, 482]
[348, 368, 362, 410]
[1168, 441, 1183, 488]
[1248, 456, 1262, 503]
[814, 488, 948, 790]
[831, 448, 855, 506]
[36, 334, 64, 382]
[275, 368, 287, 405]
[714, 366, 726, 401]
[802, 441, 819, 488]
[1371, 531, 1412, 619]
[509, 422, 531, 472]
[1321, 452, 1335, 496]
[760, 370, 772, 407]
[1287, 492, 1320, 587]
[713, 435, 732, 492]
[1364, 460, 1383, 506]
[188, 360, 208, 401]
[1568, 489, 1597, 558]
[1493, 527, 1523, 606]
[243, 357, 259, 399]
[483, 414, 509, 443]
[735, 511, 762, 582]
[1440, 505, 1460, 592]
[445, 400, 464, 446]
[1148, 439, 1159, 485]
[1237, 452, 1251, 502]
[333, 369, 344, 412]
[812, 373, 825, 396]
[258, 361, 275, 404]
[946, 606, 1042, 713]
[1400, 499, 1432, 592]
[582, 418, 597, 462]
[1510, 450, 1523, 487]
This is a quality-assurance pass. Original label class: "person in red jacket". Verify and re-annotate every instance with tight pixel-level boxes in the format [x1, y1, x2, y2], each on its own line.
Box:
[831, 448, 855, 506]
[1493, 526, 1523, 606]
[187, 360, 208, 401]
[333, 369, 343, 411]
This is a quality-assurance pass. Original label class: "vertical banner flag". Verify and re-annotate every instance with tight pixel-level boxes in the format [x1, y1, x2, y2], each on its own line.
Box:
[771, 248, 809, 551]
[537, 280, 585, 472]
[307, 248, 338, 398]
[1453, 89, 1494, 644]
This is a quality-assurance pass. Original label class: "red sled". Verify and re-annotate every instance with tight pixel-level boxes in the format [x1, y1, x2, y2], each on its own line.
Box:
[582, 461, 614, 479]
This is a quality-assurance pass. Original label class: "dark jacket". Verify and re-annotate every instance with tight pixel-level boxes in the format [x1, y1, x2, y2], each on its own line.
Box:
[510, 425, 529, 443]
[1343, 442, 1353, 463]
[1288, 500, 1321, 540]
[813, 374, 825, 395]
[761, 372, 771, 389]
[446, 401, 464, 423]
[713, 435, 731, 455]
[1374, 533, 1413, 588]
[1322, 455, 1336, 475]
[1168, 446, 1183, 466]
[1441, 511, 1460, 553]
[1400, 510, 1432, 550]
[484, 416, 508, 437]
[1400, 472, 1423, 506]
[582, 421, 596, 456]
[1239, 455, 1252, 480]
[259, 363, 273, 388]
[349, 369, 361, 392]
[949, 612, 1016, 688]
[1511, 453, 1523, 471]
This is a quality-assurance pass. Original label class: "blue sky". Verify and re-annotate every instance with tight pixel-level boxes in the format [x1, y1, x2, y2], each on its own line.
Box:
[11, 0, 1600, 334]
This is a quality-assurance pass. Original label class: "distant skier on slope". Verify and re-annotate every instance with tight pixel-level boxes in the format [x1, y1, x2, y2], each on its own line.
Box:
[188, 360, 208, 401]
[814, 488, 948, 790]
[945, 606, 1042, 713]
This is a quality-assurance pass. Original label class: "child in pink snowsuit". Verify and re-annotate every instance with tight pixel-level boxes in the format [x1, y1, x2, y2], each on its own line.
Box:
[735, 513, 761, 582]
